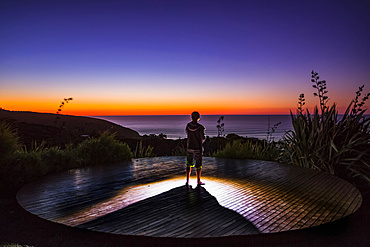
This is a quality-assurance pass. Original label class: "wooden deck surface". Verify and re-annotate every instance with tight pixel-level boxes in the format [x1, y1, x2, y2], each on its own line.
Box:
[17, 157, 362, 238]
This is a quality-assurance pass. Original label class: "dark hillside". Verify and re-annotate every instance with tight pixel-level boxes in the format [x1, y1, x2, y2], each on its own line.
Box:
[0, 109, 140, 147]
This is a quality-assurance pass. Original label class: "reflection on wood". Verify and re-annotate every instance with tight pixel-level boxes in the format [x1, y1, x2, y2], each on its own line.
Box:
[78, 185, 260, 237]
[17, 157, 362, 238]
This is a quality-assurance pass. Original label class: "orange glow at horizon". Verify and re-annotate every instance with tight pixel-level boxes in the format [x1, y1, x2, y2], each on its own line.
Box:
[1, 101, 295, 116]
[1, 91, 356, 116]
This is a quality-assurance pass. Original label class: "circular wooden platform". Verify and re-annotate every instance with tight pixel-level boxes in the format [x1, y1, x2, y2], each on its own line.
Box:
[17, 157, 362, 238]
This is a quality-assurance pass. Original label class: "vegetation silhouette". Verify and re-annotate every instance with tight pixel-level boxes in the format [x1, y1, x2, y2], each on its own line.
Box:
[311, 71, 329, 112]
[55, 97, 73, 126]
[266, 117, 281, 143]
[279, 71, 370, 183]
[0, 128, 132, 197]
[133, 140, 155, 158]
[216, 116, 225, 137]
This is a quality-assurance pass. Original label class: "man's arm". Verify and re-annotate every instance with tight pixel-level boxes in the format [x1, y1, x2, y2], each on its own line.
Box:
[201, 126, 206, 143]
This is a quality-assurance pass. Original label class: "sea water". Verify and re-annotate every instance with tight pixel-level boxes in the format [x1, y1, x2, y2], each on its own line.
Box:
[95, 115, 293, 141]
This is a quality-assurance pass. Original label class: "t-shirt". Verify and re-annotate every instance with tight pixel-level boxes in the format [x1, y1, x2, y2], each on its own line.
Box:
[186, 121, 205, 151]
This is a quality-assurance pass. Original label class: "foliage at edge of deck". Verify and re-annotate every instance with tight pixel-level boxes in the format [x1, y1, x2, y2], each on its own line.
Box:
[0, 128, 133, 197]
[278, 71, 370, 183]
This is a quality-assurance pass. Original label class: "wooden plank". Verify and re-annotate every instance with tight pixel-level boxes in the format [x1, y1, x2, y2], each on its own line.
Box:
[258, 171, 347, 232]
[235, 172, 317, 230]
[261, 173, 334, 232]
[258, 172, 328, 232]
[17, 156, 362, 238]
[296, 179, 348, 229]
[310, 181, 356, 226]
[327, 185, 361, 222]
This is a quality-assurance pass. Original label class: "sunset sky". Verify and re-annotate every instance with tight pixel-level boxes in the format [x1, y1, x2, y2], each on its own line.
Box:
[1, 0, 369, 116]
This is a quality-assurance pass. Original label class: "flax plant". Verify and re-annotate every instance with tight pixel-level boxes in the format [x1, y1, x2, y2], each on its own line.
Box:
[279, 71, 370, 182]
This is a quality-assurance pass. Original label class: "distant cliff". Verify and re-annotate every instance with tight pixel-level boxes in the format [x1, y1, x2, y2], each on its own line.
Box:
[0, 109, 140, 147]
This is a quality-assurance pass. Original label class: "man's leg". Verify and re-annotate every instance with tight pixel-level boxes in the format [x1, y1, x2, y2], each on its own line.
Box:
[186, 166, 191, 184]
[186, 151, 194, 185]
[195, 151, 205, 185]
[196, 168, 204, 185]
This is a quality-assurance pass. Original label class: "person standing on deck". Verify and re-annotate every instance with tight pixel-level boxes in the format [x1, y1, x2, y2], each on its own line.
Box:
[186, 111, 206, 186]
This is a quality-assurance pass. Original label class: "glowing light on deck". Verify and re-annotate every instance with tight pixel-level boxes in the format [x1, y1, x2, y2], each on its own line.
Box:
[54, 176, 267, 227]
[56, 176, 185, 226]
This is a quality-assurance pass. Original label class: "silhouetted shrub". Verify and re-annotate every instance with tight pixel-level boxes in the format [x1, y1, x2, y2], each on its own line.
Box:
[0, 121, 21, 163]
[41, 146, 76, 172]
[76, 130, 132, 165]
[213, 139, 279, 161]
[217, 116, 225, 137]
[172, 144, 187, 156]
[0, 122, 23, 196]
[204, 137, 228, 156]
[266, 119, 281, 143]
[0, 127, 134, 198]
[133, 141, 155, 158]
[279, 71, 370, 183]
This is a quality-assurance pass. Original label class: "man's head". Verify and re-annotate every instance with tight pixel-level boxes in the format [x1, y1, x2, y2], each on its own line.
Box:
[191, 111, 200, 122]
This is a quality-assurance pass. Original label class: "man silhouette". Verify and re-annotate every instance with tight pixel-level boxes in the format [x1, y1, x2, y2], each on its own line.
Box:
[185, 111, 206, 186]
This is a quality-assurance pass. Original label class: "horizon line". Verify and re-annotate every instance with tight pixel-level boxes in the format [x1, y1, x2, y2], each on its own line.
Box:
[3, 109, 366, 118]
[91, 114, 293, 117]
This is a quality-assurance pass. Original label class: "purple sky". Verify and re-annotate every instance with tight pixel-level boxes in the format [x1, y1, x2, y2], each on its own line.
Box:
[1, 0, 369, 115]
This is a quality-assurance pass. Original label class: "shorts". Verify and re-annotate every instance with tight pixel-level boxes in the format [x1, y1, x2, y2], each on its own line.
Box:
[186, 149, 202, 169]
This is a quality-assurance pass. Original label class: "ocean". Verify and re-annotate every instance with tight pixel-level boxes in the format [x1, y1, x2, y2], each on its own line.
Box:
[95, 115, 293, 141]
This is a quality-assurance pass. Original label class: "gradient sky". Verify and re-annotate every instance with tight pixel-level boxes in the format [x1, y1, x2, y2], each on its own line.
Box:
[1, 0, 369, 116]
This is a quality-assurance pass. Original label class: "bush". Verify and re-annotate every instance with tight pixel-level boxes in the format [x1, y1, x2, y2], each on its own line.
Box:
[133, 141, 155, 158]
[17, 150, 48, 179]
[213, 139, 279, 161]
[41, 146, 77, 172]
[76, 131, 132, 165]
[279, 71, 370, 182]
[0, 121, 21, 163]
[204, 137, 228, 156]
[172, 144, 187, 156]
[0, 122, 22, 197]
[0, 127, 134, 198]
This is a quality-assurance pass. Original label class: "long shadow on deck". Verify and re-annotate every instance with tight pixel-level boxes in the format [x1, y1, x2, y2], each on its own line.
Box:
[78, 185, 260, 238]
